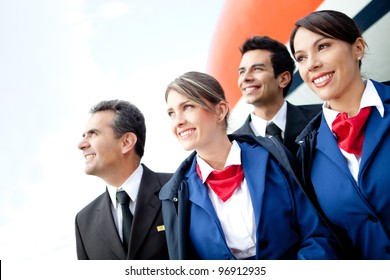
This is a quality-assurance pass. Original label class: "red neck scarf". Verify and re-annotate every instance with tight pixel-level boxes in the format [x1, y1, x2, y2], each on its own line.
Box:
[331, 107, 371, 155]
[196, 163, 244, 202]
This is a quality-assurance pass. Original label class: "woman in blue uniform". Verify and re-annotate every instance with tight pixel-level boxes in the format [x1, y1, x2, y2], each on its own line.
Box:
[290, 10, 390, 259]
[159, 71, 340, 260]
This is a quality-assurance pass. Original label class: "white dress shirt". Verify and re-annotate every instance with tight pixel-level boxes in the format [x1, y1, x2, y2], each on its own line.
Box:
[249, 101, 287, 139]
[196, 141, 256, 259]
[106, 164, 143, 241]
[322, 80, 384, 183]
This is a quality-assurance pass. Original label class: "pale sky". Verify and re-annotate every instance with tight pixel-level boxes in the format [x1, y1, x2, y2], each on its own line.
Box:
[0, 0, 224, 260]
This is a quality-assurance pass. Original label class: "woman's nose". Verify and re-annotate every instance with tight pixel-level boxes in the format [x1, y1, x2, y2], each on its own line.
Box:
[307, 56, 321, 71]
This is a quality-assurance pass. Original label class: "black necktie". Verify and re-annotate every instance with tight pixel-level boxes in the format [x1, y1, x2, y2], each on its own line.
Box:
[116, 191, 133, 252]
[266, 122, 283, 143]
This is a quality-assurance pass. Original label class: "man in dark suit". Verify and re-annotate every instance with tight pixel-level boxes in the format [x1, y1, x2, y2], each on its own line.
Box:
[235, 36, 321, 155]
[75, 100, 171, 260]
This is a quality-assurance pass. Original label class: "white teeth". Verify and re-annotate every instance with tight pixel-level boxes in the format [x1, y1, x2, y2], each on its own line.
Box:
[85, 154, 96, 160]
[244, 87, 256, 94]
[314, 73, 333, 84]
[179, 129, 194, 137]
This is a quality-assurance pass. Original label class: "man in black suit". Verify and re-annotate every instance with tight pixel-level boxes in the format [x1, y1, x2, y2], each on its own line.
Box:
[75, 100, 171, 260]
[235, 36, 321, 155]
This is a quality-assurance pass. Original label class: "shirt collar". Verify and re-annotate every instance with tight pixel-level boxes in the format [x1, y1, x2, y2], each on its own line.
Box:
[323, 79, 384, 128]
[249, 101, 287, 137]
[361, 79, 384, 117]
[107, 164, 144, 209]
[196, 140, 241, 183]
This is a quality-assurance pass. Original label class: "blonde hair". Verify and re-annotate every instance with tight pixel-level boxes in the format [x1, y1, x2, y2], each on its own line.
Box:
[165, 71, 230, 129]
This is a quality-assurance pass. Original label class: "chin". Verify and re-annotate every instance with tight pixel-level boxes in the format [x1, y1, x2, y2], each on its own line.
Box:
[84, 167, 96, 176]
[314, 90, 332, 102]
[244, 96, 256, 103]
[179, 141, 195, 152]
[181, 145, 194, 152]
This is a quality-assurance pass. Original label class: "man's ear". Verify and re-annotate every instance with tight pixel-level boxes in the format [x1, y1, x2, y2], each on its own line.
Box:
[121, 132, 137, 154]
[278, 71, 291, 89]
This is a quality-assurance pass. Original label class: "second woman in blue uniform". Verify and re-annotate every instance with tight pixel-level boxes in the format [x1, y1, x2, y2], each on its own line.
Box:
[160, 71, 340, 260]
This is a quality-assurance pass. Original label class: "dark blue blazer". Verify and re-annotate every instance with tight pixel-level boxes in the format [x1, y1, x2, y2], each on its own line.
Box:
[234, 101, 322, 155]
[160, 136, 340, 259]
[299, 80, 390, 259]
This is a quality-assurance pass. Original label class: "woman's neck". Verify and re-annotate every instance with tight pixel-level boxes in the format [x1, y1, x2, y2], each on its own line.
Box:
[328, 78, 365, 117]
[197, 134, 232, 170]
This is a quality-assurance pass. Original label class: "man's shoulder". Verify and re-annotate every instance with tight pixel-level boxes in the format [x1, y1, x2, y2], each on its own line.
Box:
[288, 102, 322, 117]
[233, 114, 252, 134]
[155, 172, 173, 186]
[292, 102, 322, 111]
[234, 123, 247, 134]
[76, 191, 107, 218]
[142, 164, 173, 185]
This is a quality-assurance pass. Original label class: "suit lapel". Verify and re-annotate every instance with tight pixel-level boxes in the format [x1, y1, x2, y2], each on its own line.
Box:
[235, 115, 256, 136]
[285, 102, 307, 146]
[360, 90, 390, 173]
[316, 114, 353, 179]
[128, 165, 162, 259]
[95, 190, 127, 259]
[317, 81, 390, 180]
[239, 142, 266, 231]
[187, 159, 221, 224]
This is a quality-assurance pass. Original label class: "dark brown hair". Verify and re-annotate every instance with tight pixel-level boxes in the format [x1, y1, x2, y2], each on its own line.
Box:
[289, 10, 365, 67]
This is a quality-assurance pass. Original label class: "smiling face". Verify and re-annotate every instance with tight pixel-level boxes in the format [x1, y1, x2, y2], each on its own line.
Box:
[292, 27, 364, 107]
[238, 49, 284, 107]
[166, 89, 222, 152]
[78, 110, 123, 179]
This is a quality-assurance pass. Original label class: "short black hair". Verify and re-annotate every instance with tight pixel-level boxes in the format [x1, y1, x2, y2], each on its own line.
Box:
[241, 36, 295, 97]
[90, 100, 146, 158]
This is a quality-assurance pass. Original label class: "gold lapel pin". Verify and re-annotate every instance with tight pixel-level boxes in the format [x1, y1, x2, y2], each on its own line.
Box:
[156, 225, 165, 232]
